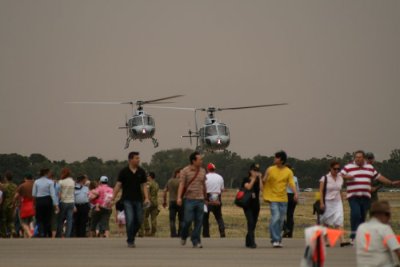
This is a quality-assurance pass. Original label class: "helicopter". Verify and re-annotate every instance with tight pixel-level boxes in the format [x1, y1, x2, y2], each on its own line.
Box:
[151, 103, 288, 152]
[66, 95, 184, 149]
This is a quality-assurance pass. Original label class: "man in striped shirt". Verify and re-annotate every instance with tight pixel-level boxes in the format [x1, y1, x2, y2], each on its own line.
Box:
[341, 150, 399, 242]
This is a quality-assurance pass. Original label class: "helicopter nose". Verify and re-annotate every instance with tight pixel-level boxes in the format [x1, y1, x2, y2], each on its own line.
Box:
[217, 138, 222, 145]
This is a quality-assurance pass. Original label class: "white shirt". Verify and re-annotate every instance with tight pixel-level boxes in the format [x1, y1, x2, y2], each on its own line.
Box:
[356, 218, 400, 267]
[320, 173, 343, 201]
[287, 176, 300, 193]
[205, 172, 224, 194]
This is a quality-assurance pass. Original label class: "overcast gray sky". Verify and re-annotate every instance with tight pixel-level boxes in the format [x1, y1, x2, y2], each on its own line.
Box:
[0, 0, 399, 163]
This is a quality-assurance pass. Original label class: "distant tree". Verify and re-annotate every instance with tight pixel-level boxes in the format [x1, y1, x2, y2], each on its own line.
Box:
[389, 149, 400, 164]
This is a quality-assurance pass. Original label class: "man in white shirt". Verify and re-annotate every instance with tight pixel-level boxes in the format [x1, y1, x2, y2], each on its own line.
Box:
[356, 201, 400, 267]
[202, 163, 226, 238]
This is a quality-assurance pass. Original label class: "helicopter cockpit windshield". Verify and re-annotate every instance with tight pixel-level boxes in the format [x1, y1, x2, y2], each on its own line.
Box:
[205, 125, 217, 136]
[217, 125, 229, 136]
[132, 116, 143, 126]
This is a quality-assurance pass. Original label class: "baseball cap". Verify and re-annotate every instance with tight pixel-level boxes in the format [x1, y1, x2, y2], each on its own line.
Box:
[249, 163, 260, 172]
[207, 163, 216, 171]
[99, 176, 109, 183]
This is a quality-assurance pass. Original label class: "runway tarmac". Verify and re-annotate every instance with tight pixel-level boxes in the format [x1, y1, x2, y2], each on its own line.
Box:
[0, 238, 356, 267]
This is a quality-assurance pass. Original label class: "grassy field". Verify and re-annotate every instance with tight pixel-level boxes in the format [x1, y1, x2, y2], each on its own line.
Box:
[109, 191, 400, 238]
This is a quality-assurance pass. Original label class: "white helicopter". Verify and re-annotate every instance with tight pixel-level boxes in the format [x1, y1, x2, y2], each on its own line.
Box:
[66, 95, 184, 149]
[152, 103, 288, 152]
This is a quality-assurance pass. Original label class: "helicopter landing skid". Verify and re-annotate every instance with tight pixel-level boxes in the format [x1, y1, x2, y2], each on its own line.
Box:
[124, 137, 132, 149]
[152, 138, 159, 148]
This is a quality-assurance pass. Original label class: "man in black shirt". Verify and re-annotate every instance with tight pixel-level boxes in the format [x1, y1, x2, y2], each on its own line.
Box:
[112, 152, 150, 248]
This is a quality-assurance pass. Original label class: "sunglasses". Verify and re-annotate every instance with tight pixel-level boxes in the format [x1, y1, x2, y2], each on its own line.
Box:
[332, 168, 341, 171]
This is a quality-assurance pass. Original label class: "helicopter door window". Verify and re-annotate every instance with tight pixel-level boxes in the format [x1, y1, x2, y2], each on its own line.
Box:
[147, 117, 155, 126]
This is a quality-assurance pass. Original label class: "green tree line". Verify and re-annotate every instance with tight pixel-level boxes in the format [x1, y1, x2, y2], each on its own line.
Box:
[1, 149, 400, 189]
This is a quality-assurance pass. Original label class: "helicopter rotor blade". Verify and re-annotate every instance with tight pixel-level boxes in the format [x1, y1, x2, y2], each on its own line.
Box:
[141, 95, 184, 105]
[217, 103, 288, 111]
[145, 101, 175, 105]
[145, 106, 196, 111]
[65, 101, 127, 105]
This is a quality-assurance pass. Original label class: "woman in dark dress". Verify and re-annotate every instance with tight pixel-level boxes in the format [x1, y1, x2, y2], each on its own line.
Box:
[241, 163, 263, 248]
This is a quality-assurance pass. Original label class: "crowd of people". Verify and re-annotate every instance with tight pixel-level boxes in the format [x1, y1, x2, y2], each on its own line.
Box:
[1, 150, 400, 266]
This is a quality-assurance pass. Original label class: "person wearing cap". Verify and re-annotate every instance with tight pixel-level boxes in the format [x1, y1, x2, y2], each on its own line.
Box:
[56, 168, 75, 238]
[111, 152, 150, 248]
[241, 163, 263, 248]
[202, 163, 226, 238]
[356, 201, 400, 266]
[366, 153, 383, 203]
[13, 173, 35, 238]
[90, 175, 113, 238]
[262, 151, 298, 248]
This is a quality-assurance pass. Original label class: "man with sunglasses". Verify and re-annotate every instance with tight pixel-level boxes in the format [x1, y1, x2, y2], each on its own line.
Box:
[341, 150, 400, 244]
[356, 201, 400, 266]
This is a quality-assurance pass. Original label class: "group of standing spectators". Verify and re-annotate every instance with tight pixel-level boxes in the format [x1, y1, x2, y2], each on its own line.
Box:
[0, 168, 115, 238]
[2, 149, 400, 266]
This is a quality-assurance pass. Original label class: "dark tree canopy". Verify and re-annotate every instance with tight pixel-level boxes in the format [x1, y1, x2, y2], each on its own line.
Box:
[0, 149, 399, 189]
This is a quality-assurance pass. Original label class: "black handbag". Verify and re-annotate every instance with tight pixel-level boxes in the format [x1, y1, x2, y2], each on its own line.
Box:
[234, 188, 252, 208]
[316, 175, 328, 215]
[115, 199, 125, 212]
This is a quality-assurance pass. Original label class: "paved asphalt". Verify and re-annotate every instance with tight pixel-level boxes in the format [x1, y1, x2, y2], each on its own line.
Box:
[0, 238, 356, 267]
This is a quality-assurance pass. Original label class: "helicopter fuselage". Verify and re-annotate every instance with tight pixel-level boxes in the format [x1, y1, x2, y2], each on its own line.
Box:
[127, 113, 156, 140]
[198, 122, 230, 151]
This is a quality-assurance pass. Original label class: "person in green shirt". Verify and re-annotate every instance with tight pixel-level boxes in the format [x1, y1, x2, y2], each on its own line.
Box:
[367, 152, 383, 203]
[0, 171, 18, 238]
[140, 172, 160, 237]
[163, 168, 183, 237]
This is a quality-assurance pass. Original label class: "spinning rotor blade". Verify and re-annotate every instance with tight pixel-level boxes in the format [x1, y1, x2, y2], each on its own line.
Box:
[141, 95, 184, 105]
[218, 103, 288, 111]
[145, 106, 196, 111]
[66, 101, 126, 105]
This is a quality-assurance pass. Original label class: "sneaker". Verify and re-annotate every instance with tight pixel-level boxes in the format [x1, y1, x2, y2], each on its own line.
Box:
[272, 241, 281, 248]
[127, 243, 136, 248]
[193, 243, 203, 248]
[278, 242, 283, 248]
[350, 239, 355, 246]
[180, 239, 187, 246]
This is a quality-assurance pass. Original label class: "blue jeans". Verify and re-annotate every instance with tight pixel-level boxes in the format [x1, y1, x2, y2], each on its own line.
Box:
[124, 200, 143, 245]
[348, 197, 371, 239]
[56, 202, 74, 238]
[181, 199, 204, 246]
[269, 202, 288, 243]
